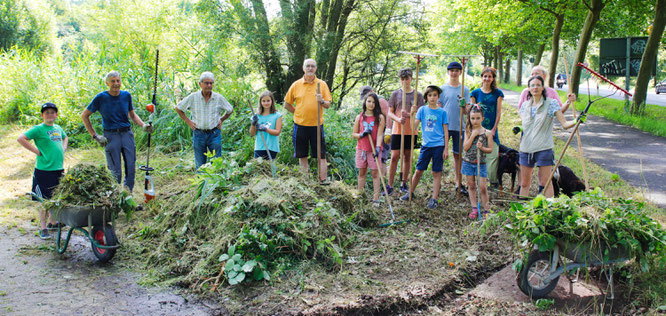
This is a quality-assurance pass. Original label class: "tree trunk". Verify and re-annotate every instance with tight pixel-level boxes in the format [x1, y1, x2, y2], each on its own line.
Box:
[632, 0, 665, 114]
[517, 49, 523, 86]
[280, 0, 316, 89]
[250, 0, 286, 101]
[534, 43, 546, 66]
[570, 0, 606, 96]
[498, 51, 504, 81]
[504, 56, 511, 84]
[494, 46, 500, 70]
[548, 14, 564, 88]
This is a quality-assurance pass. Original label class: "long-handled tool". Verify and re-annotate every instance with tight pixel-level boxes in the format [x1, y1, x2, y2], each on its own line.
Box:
[316, 82, 324, 183]
[245, 100, 277, 177]
[399, 51, 437, 203]
[369, 135, 409, 227]
[561, 53, 589, 189]
[139, 49, 159, 203]
[545, 63, 632, 194]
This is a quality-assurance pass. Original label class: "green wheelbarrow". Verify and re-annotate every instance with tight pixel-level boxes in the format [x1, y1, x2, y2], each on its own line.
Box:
[54, 206, 120, 263]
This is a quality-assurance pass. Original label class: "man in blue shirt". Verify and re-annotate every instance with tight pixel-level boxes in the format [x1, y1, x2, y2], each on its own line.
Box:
[81, 71, 153, 192]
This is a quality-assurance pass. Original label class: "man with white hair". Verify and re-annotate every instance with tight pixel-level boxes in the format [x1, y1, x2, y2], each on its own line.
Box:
[175, 71, 234, 169]
[518, 66, 575, 112]
[284, 59, 332, 183]
[82, 70, 153, 192]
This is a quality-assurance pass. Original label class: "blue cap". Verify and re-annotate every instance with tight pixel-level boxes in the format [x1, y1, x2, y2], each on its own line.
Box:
[447, 62, 463, 70]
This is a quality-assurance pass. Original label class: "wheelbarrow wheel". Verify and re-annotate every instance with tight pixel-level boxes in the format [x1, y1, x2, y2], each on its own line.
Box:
[91, 225, 117, 263]
[517, 250, 560, 299]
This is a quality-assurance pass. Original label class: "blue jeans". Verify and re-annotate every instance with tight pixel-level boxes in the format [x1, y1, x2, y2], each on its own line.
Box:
[193, 128, 222, 169]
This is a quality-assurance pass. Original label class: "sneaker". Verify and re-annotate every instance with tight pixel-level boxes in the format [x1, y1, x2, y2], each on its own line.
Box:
[372, 200, 381, 208]
[38, 229, 51, 240]
[382, 185, 393, 196]
[468, 207, 479, 220]
[319, 179, 331, 186]
[458, 185, 469, 197]
[426, 198, 438, 209]
[400, 192, 414, 201]
[489, 182, 499, 190]
[400, 182, 409, 193]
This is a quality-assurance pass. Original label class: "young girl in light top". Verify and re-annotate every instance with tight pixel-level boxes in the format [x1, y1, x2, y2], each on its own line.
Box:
[518, 75, 583, 198]
[250, 91, 282, 159]
[353, 93, 385, 207]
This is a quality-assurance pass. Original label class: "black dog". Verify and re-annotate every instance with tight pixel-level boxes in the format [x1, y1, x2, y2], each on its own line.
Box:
[552, 165, 586, 197]
[497, 144, 519, 193]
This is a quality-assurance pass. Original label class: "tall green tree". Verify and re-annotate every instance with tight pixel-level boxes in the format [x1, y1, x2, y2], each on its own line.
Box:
[570, 0, 608, 96]
[0, 0, 54, 55]
[632, 0, 665, 114]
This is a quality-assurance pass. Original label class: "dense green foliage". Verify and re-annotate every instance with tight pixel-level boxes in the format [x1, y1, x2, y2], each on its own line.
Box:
[487, 189, 665, 271]
[138, 158, 380, 286]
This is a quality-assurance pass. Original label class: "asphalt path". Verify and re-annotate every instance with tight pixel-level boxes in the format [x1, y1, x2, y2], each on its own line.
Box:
[556, 84, 666, 107]
[502, 89, 666, 208]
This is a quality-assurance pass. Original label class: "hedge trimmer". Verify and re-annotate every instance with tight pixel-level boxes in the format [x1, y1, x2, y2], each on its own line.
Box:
[139, 49, 159, 203]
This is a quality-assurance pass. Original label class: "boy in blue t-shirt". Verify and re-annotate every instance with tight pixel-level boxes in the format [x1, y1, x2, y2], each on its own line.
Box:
[17, 103, 68, 240]
[401, 85, 449, 209]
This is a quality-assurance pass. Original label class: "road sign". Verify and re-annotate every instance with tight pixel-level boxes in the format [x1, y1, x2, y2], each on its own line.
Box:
[599, 37, 656, 77]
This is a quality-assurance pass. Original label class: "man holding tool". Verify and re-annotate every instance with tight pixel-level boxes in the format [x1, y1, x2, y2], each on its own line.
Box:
[284, 58, 332, 184]
[175, 71, 234, 170]
[387, 67, 424, 195]
[81, 71, 153, 192]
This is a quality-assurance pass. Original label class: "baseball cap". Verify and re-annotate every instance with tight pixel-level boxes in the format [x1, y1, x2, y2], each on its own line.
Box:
[447, 62, 463, 70]
[359, 85, 373, 100]
[41, 102, 58, 113]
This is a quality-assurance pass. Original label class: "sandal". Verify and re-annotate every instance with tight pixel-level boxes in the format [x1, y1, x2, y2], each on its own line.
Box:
[468, 207, 479, 220]
[372, 200, 381, 208]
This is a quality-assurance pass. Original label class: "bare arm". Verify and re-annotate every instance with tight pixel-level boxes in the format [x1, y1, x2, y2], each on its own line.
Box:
[388, 106, 402, 124]
[284, 102, 295, 113]
[560, 93, 576, 113]
[265, 116, 283, 136]
[555, 110, 576, 129]
[352, 115, 362, 140]
[81, 109, 97, 137]
[376, 115, 385, 149]
[480, 130, 494, 153]
[17, 134, 40, 156]
[128, 110, 147, 127]
[63, 135, 68, 152]
[175, 107, 196, 130]
[463, 128, 478, 152]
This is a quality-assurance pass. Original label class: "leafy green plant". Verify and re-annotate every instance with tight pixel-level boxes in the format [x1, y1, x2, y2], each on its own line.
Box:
[534, 298, 554, 310]
[218, 245, 270, 285]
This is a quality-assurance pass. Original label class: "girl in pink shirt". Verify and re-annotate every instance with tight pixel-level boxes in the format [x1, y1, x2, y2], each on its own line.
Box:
[353, 93, 386, 206]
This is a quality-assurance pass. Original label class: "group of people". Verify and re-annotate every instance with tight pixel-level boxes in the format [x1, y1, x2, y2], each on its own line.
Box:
[19, 58, 584, 239]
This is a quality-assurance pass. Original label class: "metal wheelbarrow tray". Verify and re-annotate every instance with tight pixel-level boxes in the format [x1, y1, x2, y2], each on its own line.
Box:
[54, 206, 120, 263]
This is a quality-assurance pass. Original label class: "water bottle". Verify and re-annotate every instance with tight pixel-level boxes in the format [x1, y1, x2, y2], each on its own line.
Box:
[144, 175, 155, 203]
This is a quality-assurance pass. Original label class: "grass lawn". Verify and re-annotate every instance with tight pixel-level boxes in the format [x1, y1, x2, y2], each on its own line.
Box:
[501, 83, 666, 138]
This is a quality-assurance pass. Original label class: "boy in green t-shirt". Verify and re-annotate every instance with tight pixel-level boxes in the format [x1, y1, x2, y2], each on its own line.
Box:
[17, 103, 68, 240]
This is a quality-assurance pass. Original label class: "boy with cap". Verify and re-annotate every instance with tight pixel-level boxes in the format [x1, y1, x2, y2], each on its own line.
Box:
[401, 85, 448, 209]
[387, 68, 424, 195]
[17, 103, 68, 239]
[439, 62, 471, 196]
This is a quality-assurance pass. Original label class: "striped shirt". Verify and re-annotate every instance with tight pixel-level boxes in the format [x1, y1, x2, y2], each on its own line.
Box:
[176, 91, 233, 130]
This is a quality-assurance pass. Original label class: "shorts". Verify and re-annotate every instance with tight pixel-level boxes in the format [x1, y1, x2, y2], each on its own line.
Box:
[519, 149, 555, 168]
[416, 146, 445, 172]
[390, 134, 420, 151]
[448, 130, 464, 154]
[355, 148, 379, 170]
[293, 124, 326, 159]
[31, 168, 64, 200]
[461, 161, 487, 177]
[254, 150, 278, 160]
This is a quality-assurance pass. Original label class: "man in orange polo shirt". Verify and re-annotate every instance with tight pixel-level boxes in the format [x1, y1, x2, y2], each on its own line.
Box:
[284, 59, 332, 182]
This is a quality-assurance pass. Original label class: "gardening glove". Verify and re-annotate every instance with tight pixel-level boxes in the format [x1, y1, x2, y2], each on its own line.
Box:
[458, 96, 466, 108]
[373, 146, 381, 158]
[93, 134, 108, 146]
[142, 123, 154, 134]
[512, 126, 523, 135]
[362, 125, 373, 138]
[577, 113, 587, 124]
[256, 123, 268, 132]
[250, 114, 258, 126]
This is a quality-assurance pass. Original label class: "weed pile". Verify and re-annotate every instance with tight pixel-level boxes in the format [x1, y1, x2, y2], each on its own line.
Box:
[44, 164, 135, 217]
[486, 188, 666, 271]
[138, 157, 382, 287]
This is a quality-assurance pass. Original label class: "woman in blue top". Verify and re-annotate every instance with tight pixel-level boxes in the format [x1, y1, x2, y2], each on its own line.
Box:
[250, 91, 282, 159]
[470, 67, 503, 188]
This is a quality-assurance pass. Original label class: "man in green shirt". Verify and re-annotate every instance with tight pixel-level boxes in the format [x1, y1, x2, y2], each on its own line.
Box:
[17, 103, 68, 239]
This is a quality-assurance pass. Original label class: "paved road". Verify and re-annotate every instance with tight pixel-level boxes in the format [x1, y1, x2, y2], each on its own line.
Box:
[502, 89, 666, 208]
[556, 84, 666, 107]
